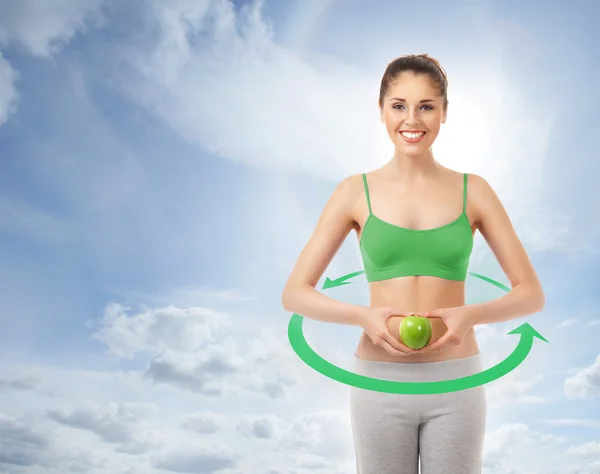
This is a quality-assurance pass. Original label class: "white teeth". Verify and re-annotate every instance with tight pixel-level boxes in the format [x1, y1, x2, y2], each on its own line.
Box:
[401, 131, 425, 139]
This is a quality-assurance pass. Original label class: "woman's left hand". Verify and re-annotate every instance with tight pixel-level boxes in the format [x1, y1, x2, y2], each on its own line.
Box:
[420, 306, 477, 352]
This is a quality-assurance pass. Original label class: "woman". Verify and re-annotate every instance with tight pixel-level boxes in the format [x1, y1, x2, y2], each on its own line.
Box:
[281, 54, 545, 474]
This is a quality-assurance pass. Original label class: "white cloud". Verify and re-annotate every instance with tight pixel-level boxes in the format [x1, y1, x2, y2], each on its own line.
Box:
[0, 413, 101, 473]
[91, 302, 232, 360]
[0, 366, 353, 473]
[90, 301, 305, 399]
[101, 0, 580, 255]
[0, 51, 18, 126]
[0, 0, 105, 128]
[568, 441, 600, 458]
[567, 461, 600, 474]
[484, 423, 533, 466]
[115, 0, 379, 180]
[144, 344, 246, 397]
[0, 413, 54, 469]
[237, 413, 284, 439]
[1, 405, 241, 473]
[0, 0, 105, 57]
[152, 444, 239, 474]
[474, 324, 499, 346]
[181, 411, 226, 435]
[482, 422, 572, 474]
[566, 441, 600, 474]
[282, 411, 353, 462]
[0, 375, 38, 392]
[484, 356, 547, 406]
[565, 353, 600, 399]
[143, 329, 300, 399]
[0, 286, 352, 471]
[556, 318, 579, 329]
[47, 401, 160, 451]
[238, 410, 353, 460]
[109, 0, 521, 183]
[236, 410, 354, 473]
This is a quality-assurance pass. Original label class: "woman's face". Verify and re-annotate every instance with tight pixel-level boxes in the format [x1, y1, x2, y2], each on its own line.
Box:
[379, 71, 447, 156]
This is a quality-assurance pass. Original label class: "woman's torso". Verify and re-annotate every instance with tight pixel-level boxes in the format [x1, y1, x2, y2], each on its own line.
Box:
[355, 277, 480, 362]
[352, 167, 480, 363]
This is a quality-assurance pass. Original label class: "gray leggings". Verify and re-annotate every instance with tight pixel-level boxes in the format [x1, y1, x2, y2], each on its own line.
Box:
[349, 353, 486, 474]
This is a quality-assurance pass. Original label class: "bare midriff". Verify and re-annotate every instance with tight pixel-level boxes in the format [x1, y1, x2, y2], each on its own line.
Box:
[354, 275, 480, 363]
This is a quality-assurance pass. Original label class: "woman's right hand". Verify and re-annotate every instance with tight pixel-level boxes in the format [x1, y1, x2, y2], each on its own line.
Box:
[357, 307, 417, 356]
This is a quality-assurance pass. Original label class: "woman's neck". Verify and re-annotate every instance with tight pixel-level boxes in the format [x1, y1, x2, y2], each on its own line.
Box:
[385, 149, 441, 181]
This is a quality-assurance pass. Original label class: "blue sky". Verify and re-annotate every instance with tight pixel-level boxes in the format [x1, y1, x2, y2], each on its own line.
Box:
[1, 0, 600, 473]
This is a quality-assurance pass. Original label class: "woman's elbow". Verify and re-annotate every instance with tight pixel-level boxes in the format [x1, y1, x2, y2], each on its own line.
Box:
[282, 282, 311, 312]
[281, 284, 298, 312]
[533, 282, 546, 312]
[281, 289, 292, 312]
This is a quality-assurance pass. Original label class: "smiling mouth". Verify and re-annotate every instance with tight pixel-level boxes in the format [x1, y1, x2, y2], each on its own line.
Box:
[399, 131, 426, 143]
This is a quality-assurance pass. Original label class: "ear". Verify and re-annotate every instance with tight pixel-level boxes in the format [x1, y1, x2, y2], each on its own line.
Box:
[378, 100, 384, 123]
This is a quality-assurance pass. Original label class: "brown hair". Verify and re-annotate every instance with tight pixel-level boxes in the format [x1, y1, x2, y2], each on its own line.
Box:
[378, 53, 449, 110]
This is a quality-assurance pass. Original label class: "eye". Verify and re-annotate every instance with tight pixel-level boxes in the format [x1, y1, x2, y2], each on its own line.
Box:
[392, 104, 434, 110]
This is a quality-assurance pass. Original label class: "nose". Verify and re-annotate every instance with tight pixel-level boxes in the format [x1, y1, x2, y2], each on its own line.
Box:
[404, 108, 420, 127]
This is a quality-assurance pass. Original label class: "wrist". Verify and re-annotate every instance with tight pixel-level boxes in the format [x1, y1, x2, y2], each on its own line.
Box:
[352, 305, 370, 327]
[465, 303, 483, 326]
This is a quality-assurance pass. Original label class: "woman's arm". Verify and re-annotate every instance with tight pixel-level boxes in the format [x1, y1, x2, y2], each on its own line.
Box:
[466, 174, 545, 326]
[281, 175, 368, 326]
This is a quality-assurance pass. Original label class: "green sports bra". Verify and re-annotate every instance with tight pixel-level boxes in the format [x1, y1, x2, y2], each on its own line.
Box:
[359, 173, 473, 282]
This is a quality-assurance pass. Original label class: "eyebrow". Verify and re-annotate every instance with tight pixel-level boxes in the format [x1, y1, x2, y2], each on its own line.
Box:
[389, 98, 437, 103]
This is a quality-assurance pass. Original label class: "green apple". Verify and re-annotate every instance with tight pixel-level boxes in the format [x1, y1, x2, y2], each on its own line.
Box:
[399, 315, 432, 350]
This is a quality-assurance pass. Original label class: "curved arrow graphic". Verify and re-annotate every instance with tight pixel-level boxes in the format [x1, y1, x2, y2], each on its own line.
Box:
[287, 269, 548, 394]
[288, 313, 547, 394]
[322, 270, 365, 289]
[321, 269, 512, 292]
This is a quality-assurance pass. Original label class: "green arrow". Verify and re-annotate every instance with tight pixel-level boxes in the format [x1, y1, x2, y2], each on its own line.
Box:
[320, 269, 511, 292]
[288, 269, 548, 394]
[507, 322, 549, 343]
[288, 314, 548, 394]
[468, 271, 511, 292]
[322, 270, 365, 289]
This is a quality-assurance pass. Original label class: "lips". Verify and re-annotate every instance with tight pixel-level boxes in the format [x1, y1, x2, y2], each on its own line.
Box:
[399, 130, 426, 143]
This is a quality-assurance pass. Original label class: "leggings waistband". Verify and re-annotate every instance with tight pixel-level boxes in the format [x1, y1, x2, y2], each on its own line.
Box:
[352, 353, 483, 383]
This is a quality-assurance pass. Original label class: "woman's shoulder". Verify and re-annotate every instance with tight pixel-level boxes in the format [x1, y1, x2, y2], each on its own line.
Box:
[323, 173, 368, 211]
[462, 171, 496, 195]
[444, 167, 491, 190]
[334, 172, 369, 193]
[458, 171, 505, 224]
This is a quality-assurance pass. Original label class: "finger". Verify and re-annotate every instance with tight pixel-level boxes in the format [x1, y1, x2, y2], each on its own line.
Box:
[424, 332, 453, 352]
[385, 333, 417, 354]
[422, 310, 443, 319]
[379, 338, 410, 357]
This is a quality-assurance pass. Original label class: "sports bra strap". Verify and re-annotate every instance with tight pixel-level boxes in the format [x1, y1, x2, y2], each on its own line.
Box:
[362, 173, 372, 215]
[463, 173, 468, 212]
